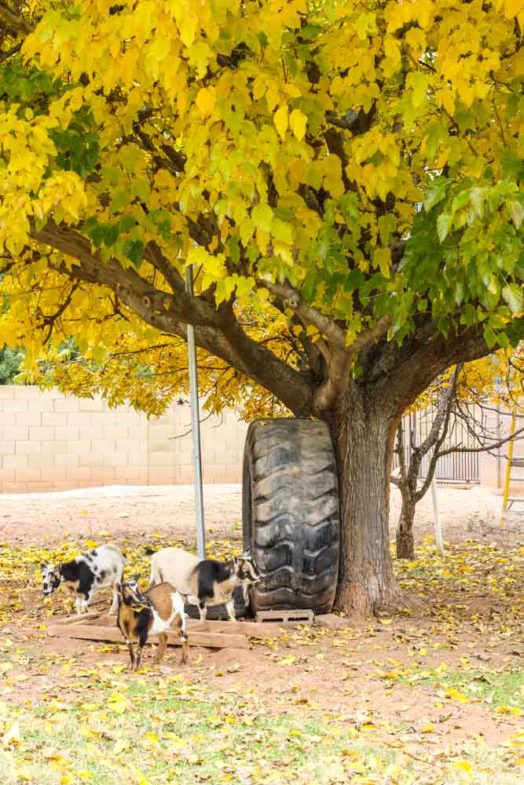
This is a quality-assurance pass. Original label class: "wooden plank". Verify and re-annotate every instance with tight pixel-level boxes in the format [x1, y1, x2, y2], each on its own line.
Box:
[187, 620, 287, 638]
[51, 615, 287, 638]
[46, 623, 250, 650]
[255, 609, 314, 624]
[54, 611, 112, 625]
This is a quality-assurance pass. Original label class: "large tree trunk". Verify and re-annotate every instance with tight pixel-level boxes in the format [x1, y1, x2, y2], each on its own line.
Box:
[327, 388, 402, 618]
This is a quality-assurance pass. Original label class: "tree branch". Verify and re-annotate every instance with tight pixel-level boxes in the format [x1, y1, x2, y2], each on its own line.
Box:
[29, 221, 315, 416]
[436, 426, 524, 457]
[0, 2, 31, 34]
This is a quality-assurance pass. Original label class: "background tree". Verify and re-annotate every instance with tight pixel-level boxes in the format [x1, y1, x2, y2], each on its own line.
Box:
[0, 1, 523, 616]
[393, 349, 524, 559]
[0, 343, 22, 384]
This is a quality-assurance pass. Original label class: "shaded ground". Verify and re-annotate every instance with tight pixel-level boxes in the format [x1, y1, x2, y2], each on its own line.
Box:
[1, 484, 523, 784]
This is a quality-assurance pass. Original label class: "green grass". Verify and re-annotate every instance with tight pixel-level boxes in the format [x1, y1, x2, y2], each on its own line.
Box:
[1, 669, 523, 785]
[404, 666, 524, 713]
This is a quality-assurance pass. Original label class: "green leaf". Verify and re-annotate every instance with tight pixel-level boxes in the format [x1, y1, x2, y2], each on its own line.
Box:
[378, 214, 396, 245]
[124, 239, 144, 267]
[508, 199, 524, 229]
[119, 215, 138, 233]
[271, 219, 293, 244]
[424, 178, 448, 212]
[437, 213, 452, 242]
[502, 284, 523, 314]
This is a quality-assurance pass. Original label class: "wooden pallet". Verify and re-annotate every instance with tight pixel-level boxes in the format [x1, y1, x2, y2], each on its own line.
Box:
[255, 609, 314, 625]
[45, 614, 296, 650]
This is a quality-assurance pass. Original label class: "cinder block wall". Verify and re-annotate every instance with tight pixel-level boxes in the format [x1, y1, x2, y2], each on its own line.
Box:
[0, 386, 248, 492]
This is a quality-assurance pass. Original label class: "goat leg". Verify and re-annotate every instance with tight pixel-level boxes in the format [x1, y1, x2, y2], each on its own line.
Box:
[225, 600, 235, 621]
[126, 641, 135, 671]
[180, 634, 189, 664]
[109, 585, 119, 614]
[154, 632, 167, 664]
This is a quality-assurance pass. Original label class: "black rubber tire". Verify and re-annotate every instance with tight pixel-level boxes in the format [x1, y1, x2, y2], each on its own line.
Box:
[242, 418, 340, 614]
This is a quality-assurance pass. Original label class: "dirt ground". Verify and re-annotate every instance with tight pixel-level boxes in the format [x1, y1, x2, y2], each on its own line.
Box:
[0, 481, 512, 546]
[1, 483, 523, 782]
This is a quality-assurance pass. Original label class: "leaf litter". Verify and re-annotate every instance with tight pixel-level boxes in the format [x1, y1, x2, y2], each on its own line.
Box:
[1, 494, 523, 783]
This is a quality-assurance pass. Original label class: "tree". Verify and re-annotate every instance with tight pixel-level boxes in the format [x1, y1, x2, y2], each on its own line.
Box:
[0, 343, 22, 384]
[393, 349, 524, 559]
[0, 1, 523, 616]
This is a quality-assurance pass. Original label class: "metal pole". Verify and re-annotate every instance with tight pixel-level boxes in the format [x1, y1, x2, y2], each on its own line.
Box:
[185, 265, 206, 558]
[431, 476, 444, 555]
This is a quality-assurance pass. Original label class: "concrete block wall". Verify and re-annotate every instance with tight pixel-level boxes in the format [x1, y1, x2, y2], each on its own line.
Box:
[0, 386, 248, 492]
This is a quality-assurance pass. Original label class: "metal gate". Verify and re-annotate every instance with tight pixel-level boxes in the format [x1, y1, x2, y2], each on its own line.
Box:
[396, 407, 481, 484]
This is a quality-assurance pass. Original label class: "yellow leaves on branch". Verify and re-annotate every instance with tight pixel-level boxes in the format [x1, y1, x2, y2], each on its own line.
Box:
[0, 0, 521, 402]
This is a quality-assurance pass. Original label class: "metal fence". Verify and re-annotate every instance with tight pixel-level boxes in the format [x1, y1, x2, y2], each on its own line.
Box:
[394, 407, 481, 484]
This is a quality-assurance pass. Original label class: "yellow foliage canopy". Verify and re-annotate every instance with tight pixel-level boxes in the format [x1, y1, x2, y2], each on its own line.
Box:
[0, 0, 522, 416]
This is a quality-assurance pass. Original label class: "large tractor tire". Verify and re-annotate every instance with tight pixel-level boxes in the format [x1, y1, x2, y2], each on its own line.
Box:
[243, 418, 340, 614]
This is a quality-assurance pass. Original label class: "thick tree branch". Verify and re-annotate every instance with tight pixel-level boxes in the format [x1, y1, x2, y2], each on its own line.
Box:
[264, 281, 346, 349]
[29, 222, 315, 416]
[144, 241, 185, 293]
[370, 318, 521, 416]
[264, 281, 393, 411]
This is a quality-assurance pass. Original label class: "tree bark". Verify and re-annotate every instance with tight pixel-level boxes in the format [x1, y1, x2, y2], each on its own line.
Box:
[328, 387, 401, 617]
[396, 497, 416, 559]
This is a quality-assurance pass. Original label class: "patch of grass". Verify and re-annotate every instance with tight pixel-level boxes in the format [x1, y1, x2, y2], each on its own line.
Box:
[404, 666, 524, 714]
[1, 670, 523, 785]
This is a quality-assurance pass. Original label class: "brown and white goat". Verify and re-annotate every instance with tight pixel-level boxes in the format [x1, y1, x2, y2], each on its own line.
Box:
[116, 580, 188, 671]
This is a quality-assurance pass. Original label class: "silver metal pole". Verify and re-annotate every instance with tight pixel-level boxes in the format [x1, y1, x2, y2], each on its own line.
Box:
[185, 265, 206, 559]
[431, 476, 444, 555]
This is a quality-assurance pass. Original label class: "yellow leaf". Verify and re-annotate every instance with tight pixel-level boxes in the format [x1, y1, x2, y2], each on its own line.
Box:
[277, 655, 297, 666]
[196, 87, 216, 117]
[374, 247, 391, 278]
[274, 104, 288, 140]
[452, 761, 473, 773]
[289, 109, 307, 141]
[2, 721, 21, 748]
[445, 688, 469, 703]
[252, 203, 273, 232]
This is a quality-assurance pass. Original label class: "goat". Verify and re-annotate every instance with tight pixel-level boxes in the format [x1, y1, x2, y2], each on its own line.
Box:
[116, 580, 188, 671]
[148, 546, 261, 621]
[41, 544, 125, 614]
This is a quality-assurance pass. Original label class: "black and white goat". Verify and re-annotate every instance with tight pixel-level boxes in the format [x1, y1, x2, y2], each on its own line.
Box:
[41, 544, 125, 614]
[116, 580, 188, 671]
[149, 546, 261, 621]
